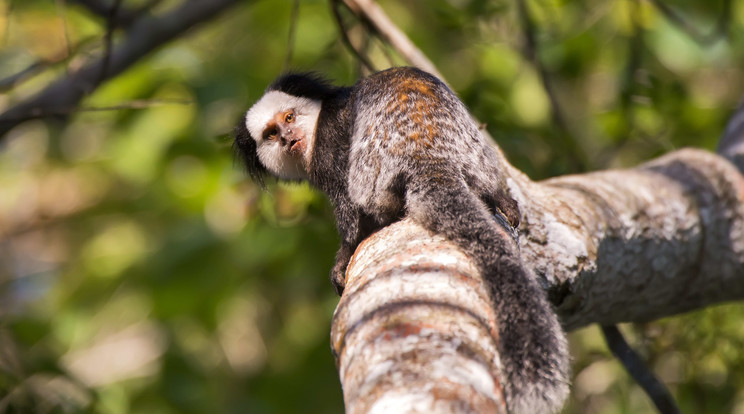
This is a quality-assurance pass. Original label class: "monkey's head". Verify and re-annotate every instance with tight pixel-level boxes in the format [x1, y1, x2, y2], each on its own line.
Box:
[234, 73, 336, 184]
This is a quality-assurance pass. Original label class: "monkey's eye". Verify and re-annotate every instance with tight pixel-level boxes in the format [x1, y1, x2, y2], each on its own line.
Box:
[264, 127, 279, 140]
[284, 111, 294, 123]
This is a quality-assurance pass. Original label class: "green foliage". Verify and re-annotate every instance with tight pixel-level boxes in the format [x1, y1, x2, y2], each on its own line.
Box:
[0, 0, 743, 412]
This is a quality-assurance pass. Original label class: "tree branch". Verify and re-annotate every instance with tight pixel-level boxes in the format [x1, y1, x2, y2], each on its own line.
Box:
[68, 0, 158, 28]
[0, 36, 100, 93]
[97, 0, 124, 85]
[647, 0, 731, 46]
[283, 0, 301, 71]
[332, 145, 744, 411]
[340, 0, 444, 81]
[330, 0, 376, 73]
[0, 61, 47, 92]
[515, 0, 587, 172]
[0, 0, 242, 139]
[718, 99, 744, 173]
[513, 147, 744, 329]
[332, 223, 510, 414]
[601, 325, 681, 414]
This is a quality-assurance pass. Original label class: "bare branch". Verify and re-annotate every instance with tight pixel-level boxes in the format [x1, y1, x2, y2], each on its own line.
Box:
[283, 0, 301, 71]
[601, 325, 681, 414]
[648, 0, 731, 45]
[0, 36, 99, 92]
[0, 61, 47, 92]
[340, 0, 444, 81]
[595, 0, 645, 168]
[330, 0, 376, 73]
[98, 0, 124, 84]
[68, 0, 141, 28]
[516, 0, 588, 172]
[55, 0, 74, 64]
[718, 99, 744, 173]
[0, 0, 242, 139]
[0, 99, 193, 123]
[77, 98, 193, 111]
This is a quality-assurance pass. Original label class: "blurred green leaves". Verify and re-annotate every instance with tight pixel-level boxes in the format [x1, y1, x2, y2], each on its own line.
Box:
[0, 0, 743, 413]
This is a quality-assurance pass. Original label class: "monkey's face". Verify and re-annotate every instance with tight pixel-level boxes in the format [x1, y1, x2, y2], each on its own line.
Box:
[244, 91, 322, 181]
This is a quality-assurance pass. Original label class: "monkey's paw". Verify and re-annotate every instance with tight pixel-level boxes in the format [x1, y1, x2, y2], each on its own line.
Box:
[330, 262, 347, 296]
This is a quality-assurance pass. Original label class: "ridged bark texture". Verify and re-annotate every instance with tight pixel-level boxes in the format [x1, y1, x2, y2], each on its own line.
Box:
[331, 147, 744, 413]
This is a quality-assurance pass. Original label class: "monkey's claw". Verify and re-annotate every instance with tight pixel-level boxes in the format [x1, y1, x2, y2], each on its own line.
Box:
[330, 264, 347, 296]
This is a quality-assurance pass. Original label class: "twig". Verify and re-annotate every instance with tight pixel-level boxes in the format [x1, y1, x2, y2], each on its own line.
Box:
[515, 0, 587, 172]
[601, 325, 681, 414]
[68, 0, 140, 28]
[330, 0, 375, 73]
[375, 35, 396, 68]
[80, 98, 193, 111]
[55, 0, 73, 67]
[283, 0, 301, 71]
[0, 61, 47, 92]
[0, 0, 242, 138]
[620, 0, 643, 126]
[596, 0, 644, 168]
[1, 0, 12, 46]
[0, 99, 193, 123]
[341, 0, 443, 81]
[332, 0, 505, 151]
[648, 0, 730, 46]
[717, 99, 744, 173]
[98, 0, 123, 86]
[0, 36, 99, 92]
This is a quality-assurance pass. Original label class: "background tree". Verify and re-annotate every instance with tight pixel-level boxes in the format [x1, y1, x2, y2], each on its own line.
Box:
[0, 0, 742, 413]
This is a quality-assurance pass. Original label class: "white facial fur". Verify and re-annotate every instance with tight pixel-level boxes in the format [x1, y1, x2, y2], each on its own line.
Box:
[245, 91, 322, 180]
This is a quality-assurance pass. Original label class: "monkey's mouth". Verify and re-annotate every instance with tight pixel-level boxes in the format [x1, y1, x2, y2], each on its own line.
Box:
[288, 137, 304, 153]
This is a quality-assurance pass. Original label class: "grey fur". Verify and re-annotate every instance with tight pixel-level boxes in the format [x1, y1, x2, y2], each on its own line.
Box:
[235, 67, 569, 414]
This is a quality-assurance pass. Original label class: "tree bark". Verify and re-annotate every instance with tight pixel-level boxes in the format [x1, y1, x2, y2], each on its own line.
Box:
[331, 144, 744, 412]
[328, 2, 744, 410]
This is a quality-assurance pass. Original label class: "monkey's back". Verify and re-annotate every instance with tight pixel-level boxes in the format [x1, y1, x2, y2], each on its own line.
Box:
[347, 67, 503, 219]
[345, 68, 569, 414]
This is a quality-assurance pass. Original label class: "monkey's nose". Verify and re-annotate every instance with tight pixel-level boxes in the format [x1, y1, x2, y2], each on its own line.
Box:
[278, 123, 292, 136]
[280, 134, 299, 149]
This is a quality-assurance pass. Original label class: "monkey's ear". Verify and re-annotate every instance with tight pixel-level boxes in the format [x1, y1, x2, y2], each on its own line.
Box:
[233, 118, 268, 188]
[268, 72, 335, 100]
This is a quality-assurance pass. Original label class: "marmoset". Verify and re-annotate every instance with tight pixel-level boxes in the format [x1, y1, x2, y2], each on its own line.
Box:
[234, 67, 568, 414]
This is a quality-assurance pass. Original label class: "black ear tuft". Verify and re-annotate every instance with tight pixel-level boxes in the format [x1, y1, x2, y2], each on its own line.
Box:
[268, 72, 337, 100]
[233, 113, 268, 188]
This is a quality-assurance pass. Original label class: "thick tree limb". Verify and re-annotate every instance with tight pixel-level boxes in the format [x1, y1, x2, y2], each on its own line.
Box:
[332, 222, 510, 414]
[332, 145, 744, 411]
[0, 0, 241, 139]
[509, 148, 744, 329]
